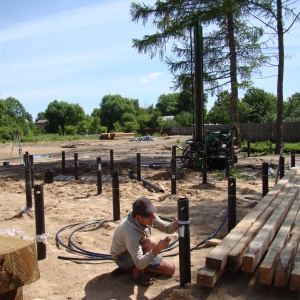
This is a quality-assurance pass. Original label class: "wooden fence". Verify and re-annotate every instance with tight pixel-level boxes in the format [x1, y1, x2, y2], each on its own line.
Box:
[171, 122, 300, 142]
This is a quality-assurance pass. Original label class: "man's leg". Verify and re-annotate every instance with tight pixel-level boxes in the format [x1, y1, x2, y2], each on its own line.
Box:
[141, 236, 175, 277]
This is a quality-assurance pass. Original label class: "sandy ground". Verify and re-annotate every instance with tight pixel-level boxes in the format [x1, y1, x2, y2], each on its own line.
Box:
[0, 135, 299, 300]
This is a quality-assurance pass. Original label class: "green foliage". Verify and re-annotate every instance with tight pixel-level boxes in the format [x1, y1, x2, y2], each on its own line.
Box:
[44, 100, 86, 134]
[64, 125, 78, 135]
[284, 93, 300, 121]
[155, 93, 180, 116]
[206, 91, 231, 124]
[100, 94, 138, 131]
[123, 121, 140, 131]
[239, 88, 277, 123]
[174, 111, 193, 127]
[113, 121, 122, 132]
[0, 126, 15, 142]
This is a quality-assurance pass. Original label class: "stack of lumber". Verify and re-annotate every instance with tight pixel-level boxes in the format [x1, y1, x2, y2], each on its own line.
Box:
[100, 132, 135, 140]
[113, 132, 135, 139]
[197, 167, 300, 291]
[0, 235, 40, 299]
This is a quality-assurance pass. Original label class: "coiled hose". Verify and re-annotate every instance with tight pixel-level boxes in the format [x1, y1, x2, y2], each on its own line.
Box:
[56, 213, 227, 261]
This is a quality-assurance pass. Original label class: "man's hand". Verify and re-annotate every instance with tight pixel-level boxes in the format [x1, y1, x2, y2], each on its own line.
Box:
[172, 220, 179, 229]
[152, 236, 171, 255]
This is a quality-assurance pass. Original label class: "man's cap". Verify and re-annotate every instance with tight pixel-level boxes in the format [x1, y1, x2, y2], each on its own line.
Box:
[132, 197, 157, 217]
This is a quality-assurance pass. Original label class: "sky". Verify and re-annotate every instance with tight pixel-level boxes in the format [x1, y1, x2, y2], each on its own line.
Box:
[0, 0, 300, 121]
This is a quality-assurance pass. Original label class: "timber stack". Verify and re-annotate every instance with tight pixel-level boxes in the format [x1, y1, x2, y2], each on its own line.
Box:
[197, 167, 300, 291]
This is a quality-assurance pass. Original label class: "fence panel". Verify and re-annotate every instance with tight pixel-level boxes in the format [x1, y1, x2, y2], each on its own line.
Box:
[171, 122, 300, 142]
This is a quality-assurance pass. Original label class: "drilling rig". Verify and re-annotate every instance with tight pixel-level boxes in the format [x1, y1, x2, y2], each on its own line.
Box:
[181, 22, 238, 170]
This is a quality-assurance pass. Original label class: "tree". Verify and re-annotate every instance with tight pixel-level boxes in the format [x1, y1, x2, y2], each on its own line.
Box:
[239, 88, 277, 123]
[249, 0, 300, 153]
[206, 91, 231, 124]
[44, 100, 86, 134]
[36, 112, 46, 122]
[284, 92, 300, 121]
[131, 0, 266, 139]
[174, 111, 193, 127]
[99, 95, 138, 131]
[155, 93, 180, 116]
[44, 100, 69, 133]
[5, 97, 27, 124]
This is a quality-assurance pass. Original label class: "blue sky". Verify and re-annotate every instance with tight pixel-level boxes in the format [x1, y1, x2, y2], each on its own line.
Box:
[0, 0, 300, 120]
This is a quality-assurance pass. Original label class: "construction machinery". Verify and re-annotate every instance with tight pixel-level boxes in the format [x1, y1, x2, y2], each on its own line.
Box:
[180, 22, 240, 170]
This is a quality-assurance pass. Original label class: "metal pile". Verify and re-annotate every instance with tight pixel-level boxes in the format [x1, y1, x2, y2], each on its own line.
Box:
[129, 136, 155, 142]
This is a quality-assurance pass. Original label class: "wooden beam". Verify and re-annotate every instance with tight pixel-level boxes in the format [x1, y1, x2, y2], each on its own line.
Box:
[259, 192, 300, 285]
[274, 214, 300, 288]
[290, 240, 300, 291]
[196, 265, 224, 287]
[0, 235, 40, 295]
[242, 183, 299, 273]
[205, 171, 297, 271]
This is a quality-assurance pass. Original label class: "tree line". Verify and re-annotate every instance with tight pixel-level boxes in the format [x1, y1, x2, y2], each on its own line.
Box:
[130, 0, 300, 154]
[0, 89, 299, 142]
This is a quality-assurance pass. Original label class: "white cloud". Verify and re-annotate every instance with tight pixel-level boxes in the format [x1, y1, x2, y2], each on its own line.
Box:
[0, 1, 129, 44]
[138, 72, 163, 84]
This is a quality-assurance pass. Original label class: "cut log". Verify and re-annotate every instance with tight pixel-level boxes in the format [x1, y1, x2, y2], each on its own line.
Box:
[274, 213, 300, 288]
[259, 191, 300, 285]
[242, 183, 300, 273]
[205, 170, 297, 271]
[0, 235, 40, 296]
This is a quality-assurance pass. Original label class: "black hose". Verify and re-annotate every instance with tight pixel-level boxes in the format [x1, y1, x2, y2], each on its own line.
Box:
[162, 212, 228, 258]
[56, 212, 228, 261]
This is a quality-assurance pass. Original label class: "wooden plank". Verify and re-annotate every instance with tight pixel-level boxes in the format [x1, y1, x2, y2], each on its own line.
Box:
[205, 170, 297, 271]
[0, 235, 40, 294]
[114, 132, 135, 139]
[226, 176, 299, 271]
[242, 183, 299, 273]
[196, 266, 225, 287]
[274, 212, 300, 288]
[227, 212, 271, 271]
[290, 240, 300, 291]
[259, 191, 300, 285]
[205, 239, 222, 246]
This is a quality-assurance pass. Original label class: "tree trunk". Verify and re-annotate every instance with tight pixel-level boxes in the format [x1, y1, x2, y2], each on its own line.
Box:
[226, 3, 241, 143]
[275, 0, 284, 154]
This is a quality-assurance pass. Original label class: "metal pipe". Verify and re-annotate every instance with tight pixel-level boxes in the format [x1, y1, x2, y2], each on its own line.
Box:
[112, 170, 120, 221]
[110, 150, 114, 175]
[34, 185, 46, 260]
[228, 177, 236, 233]
[137, 153, 141, 181]
[74, 153, 79, 180]
[262, 162, 269, 197]
[178, 197, 191, 287]
[171, 158, 176, 194]
[97, 157, 102, 195]
[128, 170, 164, 193]
[279, 156, 285, 179]
[291, 151, 295, 168]
[29, 155, 34, 188]
[62, 151, 66, 174]
[172, 145, 176, 158]
[24, 152, 32, 209]
[202, 151, 207, 184]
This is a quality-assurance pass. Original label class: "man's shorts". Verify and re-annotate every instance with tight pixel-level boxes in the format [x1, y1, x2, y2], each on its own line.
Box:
[114, 251, 163, 270]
